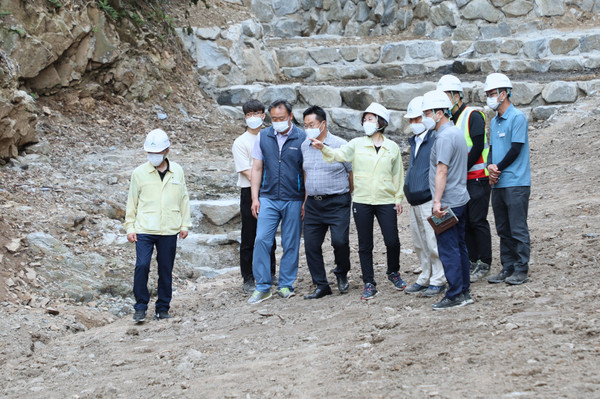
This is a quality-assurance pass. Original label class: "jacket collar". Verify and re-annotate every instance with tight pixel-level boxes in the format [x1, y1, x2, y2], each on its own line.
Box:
[363, 135, 392, 150]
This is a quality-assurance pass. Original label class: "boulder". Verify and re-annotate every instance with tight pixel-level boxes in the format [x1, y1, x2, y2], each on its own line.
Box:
[534, 0, 565, 15]
[474, 40, 498, 55]
[502, 0, 534, 16]
[549, 58, 583, 72]
[430, 2, 459, 27]
[340, 65, 371, 80]
[251, 0, 274, 22]
[277, 49, 309, 67]
[342, 1, 357, 26]
[259, 85, 298, 106]
[194, 27, 221, 40]
[298, 86, 343, 107]
[452, 25, 480, 41]
[193, 199, 240, 226]
[329, 107, 362, 132]
[396, 8, 413, 31]
[381, 43, 406, 63]
[407, 41, 441, 59]
[479, 22, 511, 39]
[273, 17, 303, 37]
[356, 2, 371, 22]
[431, 26, 453, 40]
[511, 82, 543, 105]
[549, 38, 579, 55]
[380, 82, 436, 110]
[365, 64, 405, 79]
[523, 38, 548, 59]
[340, 46, 358, 62]
[580, 34, 600, 53]
[282, 67, 316, 79]
[381, 0, 397, 25]
[461, 0, 504, 22]
[273, 0, 300, 16]
[499, 39, 522, 54]
[340, 87, 381, 110]
[216, 85, 264, 106]
[315, 66, 341, 81]
[532, 105, 559, 120]
[309, 47, 342, 64]
[26, 232, 70, 256]
[358, 46, 381, 63]
[541, 81, 578, 103]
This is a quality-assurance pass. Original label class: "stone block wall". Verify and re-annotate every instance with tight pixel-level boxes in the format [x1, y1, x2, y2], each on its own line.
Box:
[251, 0, 600, 38]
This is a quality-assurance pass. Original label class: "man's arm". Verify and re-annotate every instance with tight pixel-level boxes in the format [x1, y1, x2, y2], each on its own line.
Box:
[250, 159, 263, 219]
[241, 169, 252, 182]
[433, 162, 448, 218]
[348, 171, 354, 194]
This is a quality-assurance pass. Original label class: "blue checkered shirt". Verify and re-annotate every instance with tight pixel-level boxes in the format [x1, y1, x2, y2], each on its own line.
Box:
[301, 132, 351, 196]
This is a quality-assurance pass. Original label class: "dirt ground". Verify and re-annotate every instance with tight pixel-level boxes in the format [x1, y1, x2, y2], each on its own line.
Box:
[1, 93, 599, 398]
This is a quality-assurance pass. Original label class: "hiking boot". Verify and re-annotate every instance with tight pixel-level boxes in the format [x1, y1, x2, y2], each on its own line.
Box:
[248, 290, 272, 304]
[470, 261, 491, 282]
[133, 309, 146, 323]
[277, 287, 295, 298]
[335, 274, 349, 294]
[361, 283, 378, 300]
[404, 283, 428, 294]
[242, 279, 255, 295]
[488, 270, 512, 284]
[432, 295, 465, 310]
[505, 272, 530, 285]
[422, 284, 446, 297]
[387, 272, 407, 291]
[462, 291, 474, 305]
[154, 311, 172, 320]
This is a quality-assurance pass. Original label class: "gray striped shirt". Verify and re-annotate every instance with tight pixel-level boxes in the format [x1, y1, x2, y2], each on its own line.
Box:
[301, 132, 351, 196]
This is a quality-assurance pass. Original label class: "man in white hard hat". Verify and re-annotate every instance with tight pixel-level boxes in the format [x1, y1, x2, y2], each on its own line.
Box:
[403, 96, 446, 297]
[484, 73, 531, 285]
[125, 129, 191, 322]
[437, 75, 492, 283]
[422, 90, 471, 310]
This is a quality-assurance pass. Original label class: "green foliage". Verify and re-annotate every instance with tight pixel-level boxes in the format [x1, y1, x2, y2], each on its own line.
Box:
[0, 11, 12, 16]
[97, 0, 120, 20]
[47, 0, 62, 8]
[29, 92, 37, 101]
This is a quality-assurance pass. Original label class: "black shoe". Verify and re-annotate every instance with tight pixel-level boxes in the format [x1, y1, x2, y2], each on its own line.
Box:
[242, 279, 255, 295]
[488, 270, 512, 284]
[304, 286, 333, 299]
[387, 272, 407, 291]
[336, 274, 349, 294]
[505, 272, 530, 285]
[133, 309, 146, 323]
[154, 311, 172, 320]
[462, 291, 474, 305]
[432, 295, 465, 310]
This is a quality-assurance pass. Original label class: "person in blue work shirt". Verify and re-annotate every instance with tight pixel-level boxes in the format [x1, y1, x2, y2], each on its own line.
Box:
[247, 99, 306, 304]
[484, 73, 532, 286]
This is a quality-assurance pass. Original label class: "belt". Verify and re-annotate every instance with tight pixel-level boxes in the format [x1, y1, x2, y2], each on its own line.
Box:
[309, 193, 347, 201]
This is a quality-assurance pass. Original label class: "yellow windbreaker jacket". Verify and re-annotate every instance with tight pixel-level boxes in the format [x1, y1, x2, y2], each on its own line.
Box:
[322, 136, 404, 205]
[125, 160, 191, 235]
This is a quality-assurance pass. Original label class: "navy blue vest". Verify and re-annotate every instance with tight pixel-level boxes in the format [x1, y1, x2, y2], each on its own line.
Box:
[259, 125, 305, 201]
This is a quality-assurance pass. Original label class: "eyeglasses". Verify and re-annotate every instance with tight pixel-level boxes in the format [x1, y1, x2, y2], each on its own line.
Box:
[245, 111, 263, 118]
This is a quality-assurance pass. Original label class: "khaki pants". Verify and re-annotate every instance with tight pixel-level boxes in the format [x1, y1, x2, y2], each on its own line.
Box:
[409, 200, 446, 287]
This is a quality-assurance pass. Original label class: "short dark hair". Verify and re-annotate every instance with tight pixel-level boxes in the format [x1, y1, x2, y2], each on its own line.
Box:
[268, 99, 293, 115]
[303, 106, 327, 122]
[242, 99, 265, 115]
[433, 108, 451, 117]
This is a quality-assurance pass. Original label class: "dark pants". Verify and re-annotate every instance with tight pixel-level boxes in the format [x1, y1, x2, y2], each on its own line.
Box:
[491, 186, 530, 275]
[303, 193, 351, 288]
[465, 178, 492, 265]
[133, 233, 178, 312]
[353, 203, 400, 285]
[436, 205, 470, 300]
[240, 187, 276, 282]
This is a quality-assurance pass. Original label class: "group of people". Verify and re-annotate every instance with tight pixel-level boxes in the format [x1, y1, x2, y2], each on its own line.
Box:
[124, 71, 532, 322]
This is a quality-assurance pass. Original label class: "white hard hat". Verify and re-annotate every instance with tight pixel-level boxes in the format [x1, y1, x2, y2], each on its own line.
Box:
[404, 96, 424, 119]
[437, 75, 463, 93]
[421, 90, 452, 112]
[484, 73, 513, 91]
[144, 129, 170, 152]
[363, 102, 390, 124]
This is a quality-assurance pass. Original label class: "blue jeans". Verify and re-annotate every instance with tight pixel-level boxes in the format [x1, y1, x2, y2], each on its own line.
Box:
[435, 205, 469, 300]
[133, 234, 178, 312]
[253, 198, 303, 292]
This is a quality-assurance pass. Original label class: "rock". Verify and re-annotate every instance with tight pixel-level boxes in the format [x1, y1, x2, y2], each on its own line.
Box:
[396, 8, 413, 31]
[5, 238, 21, 253]
[431, 26, 453, 40]
[512, 82, 543, 105]
[532, 105, 559, 120]
[407, 41, 441, 59]
[356, 2, 371, 22]
[579, 34, 600, 53]
[277, 49, 309, 68]
[474, 40, 498, 55]
[309, 47, 342, 64]
[216, 85, 263, 106]
[549, 58, 583, 72]
[479, 22, 511, 39]
[194, 27, 220, 40]
[462, 0, 504, 22]
[195, 199, 240, 226]
[502, 0, 534, 16]
[523, 38, 548, 59]
[380, 83, 436, 110]
[216, 105, 245, 121]
[340, 87, 380, 110]
[179, 38, 230, 73]
[358, 46, 381, 63]
[329, 107, 362, 132]
[298, 86, 342, 108]
[381, 43, 406, 63]
[342, 1, 357, 25]
[430, 2, 459, 27]
[541, 81, 578, 103]
[272, 17, 303, 37]
[340, 65, 370, 80]
[282, 67, 315, 79]
[46, 308, 60, 315]
[241, 19, 263, 38]
[535, 0, 565, 15]
[452, 25, 480, 41]
[272, 0, 300, 15]
[26, 232, 70, 256]
[251, 0, 275, 22]
[505, 322, 519, 331]
[549, 38, 579, 55]
[315, 66, 341, 81]
[259, 85, 298, 106]
[491, 0, 511, 6]
[499, 39, 522, 55]
[340, 46, 358, 62]
[365, 64, 405, 79]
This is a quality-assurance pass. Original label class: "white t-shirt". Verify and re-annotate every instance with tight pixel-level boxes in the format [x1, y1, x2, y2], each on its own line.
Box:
[232, 131, 259, 188]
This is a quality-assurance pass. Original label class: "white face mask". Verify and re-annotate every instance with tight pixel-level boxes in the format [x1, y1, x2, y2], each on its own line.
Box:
[422, 117, 436, 131]
[246, 116, 263, 130]
[363, 121, 378, 136]
[486, 96, 501, 110]
[305, 121, 324, 139]
[272, 119, 290, 133]
[147, 153, 165, 167]
[410, 123, 426, 135]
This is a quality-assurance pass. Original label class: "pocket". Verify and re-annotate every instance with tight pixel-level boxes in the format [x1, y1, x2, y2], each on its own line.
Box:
[168, 209, 182, 230]
[138, 210, 161, 232]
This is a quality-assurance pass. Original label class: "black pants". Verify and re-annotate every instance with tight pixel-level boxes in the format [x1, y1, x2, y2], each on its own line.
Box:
[491, 186, 530, 274]
[303, 193, 351, 288]
[240, 187, 276, 282]
[465, 178, 492, 265]
[352, 202, 400, 285]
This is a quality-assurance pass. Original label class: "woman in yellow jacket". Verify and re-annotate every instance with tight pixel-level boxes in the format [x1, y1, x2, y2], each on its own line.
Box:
[309, 103, 406, 300]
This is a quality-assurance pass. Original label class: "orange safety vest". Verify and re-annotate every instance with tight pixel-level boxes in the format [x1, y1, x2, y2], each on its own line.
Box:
[456, 106, 489, 180]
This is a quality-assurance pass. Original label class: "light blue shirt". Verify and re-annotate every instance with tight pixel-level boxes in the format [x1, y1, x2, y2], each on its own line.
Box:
[490, 104, 531, 188]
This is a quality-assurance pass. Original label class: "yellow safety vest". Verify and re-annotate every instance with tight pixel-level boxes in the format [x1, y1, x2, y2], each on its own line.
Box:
[456, 106, 489, 180]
